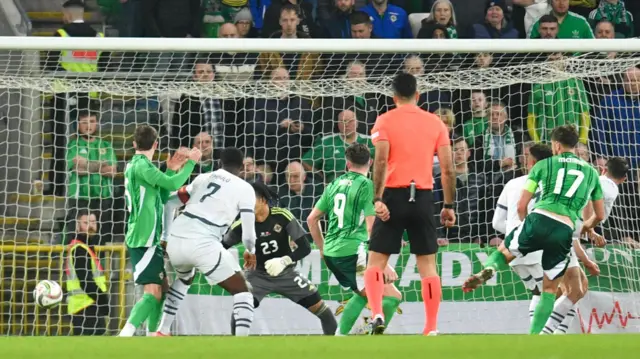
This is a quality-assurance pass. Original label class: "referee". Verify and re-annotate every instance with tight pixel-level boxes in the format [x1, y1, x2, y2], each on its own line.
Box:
[363, 73, 456, 336]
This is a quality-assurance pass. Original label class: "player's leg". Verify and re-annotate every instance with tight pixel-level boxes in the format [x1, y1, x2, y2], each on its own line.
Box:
[542, 254, 588, 334]
[119, 245, 165, 337]
[146, 275, 169, 335]
[231, 270, 269, 335]
[325, 253, 367, 335]
[204, 245, 254, 336]
[511, 263, 544, 324]
[156, 270, 195, 336]
[555, 266, 588, 334]
[365, 213, 403, 334]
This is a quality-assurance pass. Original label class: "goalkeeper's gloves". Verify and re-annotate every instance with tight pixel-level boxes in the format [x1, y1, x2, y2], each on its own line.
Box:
[265, 256, 292, 277]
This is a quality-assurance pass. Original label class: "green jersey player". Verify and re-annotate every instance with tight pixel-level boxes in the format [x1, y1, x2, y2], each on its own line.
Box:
[307, 143, 402, 336]
[462, 125, 606, 335]
[118, 125, 201, 337]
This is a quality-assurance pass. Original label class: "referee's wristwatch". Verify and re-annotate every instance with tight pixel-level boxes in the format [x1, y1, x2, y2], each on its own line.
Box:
[443, 203, 454, 209]
[373, 197, 383, 205]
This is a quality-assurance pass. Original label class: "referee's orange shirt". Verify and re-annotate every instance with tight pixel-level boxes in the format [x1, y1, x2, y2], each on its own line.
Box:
[371, 105, 450, 190]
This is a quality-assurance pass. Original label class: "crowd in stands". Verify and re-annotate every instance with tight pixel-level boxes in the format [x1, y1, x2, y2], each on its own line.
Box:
[50, 0, 640, 248]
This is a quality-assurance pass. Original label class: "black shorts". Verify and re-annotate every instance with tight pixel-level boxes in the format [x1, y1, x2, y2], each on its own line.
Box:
[369, 188, 437, 255]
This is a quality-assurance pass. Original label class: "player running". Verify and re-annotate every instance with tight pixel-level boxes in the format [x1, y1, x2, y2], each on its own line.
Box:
[154, 147, 258, 337]
[118, 125, 200, 337]
[222, 182, 338, 335]
[307, 143, 402, 336]
[541, 157, 628, 334]
[462, 125, 606, 335]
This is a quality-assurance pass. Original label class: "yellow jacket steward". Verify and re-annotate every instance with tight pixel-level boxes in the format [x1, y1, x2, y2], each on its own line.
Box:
[65, 239, 108, 315]
[56, 29, 104, 72]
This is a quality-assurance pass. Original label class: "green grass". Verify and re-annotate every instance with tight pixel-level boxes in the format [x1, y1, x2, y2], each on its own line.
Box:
[1, 335, 639, 359]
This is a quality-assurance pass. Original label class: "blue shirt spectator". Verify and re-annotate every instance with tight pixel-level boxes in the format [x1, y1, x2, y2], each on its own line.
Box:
[249, 0, 271, 30]
[360, 0, 412, 39]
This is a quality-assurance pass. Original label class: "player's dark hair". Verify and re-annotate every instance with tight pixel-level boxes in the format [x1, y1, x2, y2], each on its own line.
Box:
[550, 125, 579, 148]
[219, 147, 244, 173]
[133, 125, 158, 151]
[350, 11, 371, 26]
[528, 143, 553, 162]
[280, 3, 298, 16]
[392, 73, 417, 99]
[606, 157, 629, 180]
[345, 143, 370, 167]
[75, 208, 94, 220]
[77, 110, 96, 121]
[539, 14, 558, 25]
[251, 181, 276, 202]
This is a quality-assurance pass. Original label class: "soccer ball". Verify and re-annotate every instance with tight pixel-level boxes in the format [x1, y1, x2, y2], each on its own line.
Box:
[33, 280, 63, 309]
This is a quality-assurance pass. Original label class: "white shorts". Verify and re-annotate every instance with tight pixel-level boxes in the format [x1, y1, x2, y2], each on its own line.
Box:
[567, 246, 580, 269]
[166, 236, 240, 285]
[511, 263, 543, 292]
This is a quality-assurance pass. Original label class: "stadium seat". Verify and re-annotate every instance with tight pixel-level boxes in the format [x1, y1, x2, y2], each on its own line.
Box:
[409, 13, 430, 38]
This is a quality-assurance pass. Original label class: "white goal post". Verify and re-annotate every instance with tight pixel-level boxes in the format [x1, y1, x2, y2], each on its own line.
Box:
[0, 37, 639, 336]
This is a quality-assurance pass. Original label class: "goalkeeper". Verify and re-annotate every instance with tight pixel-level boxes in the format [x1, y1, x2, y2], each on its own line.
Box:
[307, 143, 402, 335]
[118, 125, 201, 337]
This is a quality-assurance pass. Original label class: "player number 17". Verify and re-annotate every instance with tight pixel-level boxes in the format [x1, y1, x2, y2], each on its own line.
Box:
[553, 168, 584, 198]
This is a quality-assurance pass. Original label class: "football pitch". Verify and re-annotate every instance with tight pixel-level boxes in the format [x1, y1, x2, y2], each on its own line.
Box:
[2, 335, 639, 359]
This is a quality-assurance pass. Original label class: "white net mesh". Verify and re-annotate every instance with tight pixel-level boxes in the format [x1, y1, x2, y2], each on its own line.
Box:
[0, 38, 639, 336]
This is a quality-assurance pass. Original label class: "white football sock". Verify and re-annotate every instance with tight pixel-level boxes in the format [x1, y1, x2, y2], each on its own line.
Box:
[232, 292, 255, 336]
[542, 295, 574, 334]
[529, 295, 541, 324]
[158, 279, 190, 335]
[118, 323, 136, 337]
[554, 307, 577, 334]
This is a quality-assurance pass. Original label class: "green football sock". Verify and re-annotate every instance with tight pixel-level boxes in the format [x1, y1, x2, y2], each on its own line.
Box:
[127, 293, 159, 328]
[382, 296, 401, 326]
[483, 250, 508, 272]
[338, 294, 368, 335]
[530, 292, 556, 334]
[146, 294, 164, 333]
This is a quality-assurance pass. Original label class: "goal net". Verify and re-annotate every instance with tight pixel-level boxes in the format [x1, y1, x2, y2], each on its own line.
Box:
[0, 37, 639, 336]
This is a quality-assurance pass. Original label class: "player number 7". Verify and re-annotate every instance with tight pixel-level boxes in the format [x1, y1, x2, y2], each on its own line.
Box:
[200, 182, 221, 202]
[553, 168, 584, 198]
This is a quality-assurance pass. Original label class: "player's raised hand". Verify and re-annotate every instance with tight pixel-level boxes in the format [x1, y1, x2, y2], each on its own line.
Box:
[440, 208, 456, 228]
[166, 147, 189, 171]
[584, 260, 600, 276]
[188, 147, 202, 162]
[243, 251, 256, 270]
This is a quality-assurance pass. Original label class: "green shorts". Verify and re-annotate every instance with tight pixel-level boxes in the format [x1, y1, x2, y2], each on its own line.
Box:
[505, 212, 573, 280]
[324, 244, 367, 292]
[128, 245, 166, 285]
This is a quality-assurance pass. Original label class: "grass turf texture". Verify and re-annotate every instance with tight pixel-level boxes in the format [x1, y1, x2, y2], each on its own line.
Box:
[2, 335, 639, 359]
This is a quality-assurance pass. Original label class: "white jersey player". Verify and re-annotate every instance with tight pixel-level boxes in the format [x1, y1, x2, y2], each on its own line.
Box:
[541, 158, 627, 334]
[154, 148, 259, 337]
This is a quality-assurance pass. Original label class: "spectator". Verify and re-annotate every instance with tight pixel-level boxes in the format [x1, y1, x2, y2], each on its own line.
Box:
[529, 0, 594, 38]
[318, 0, 367, 21]
[249, 0, 272, 31]
[588, 0, 634, 38]
[65, 209, 110, 335]
[592, 67, 640, 168]
[350, 10, 374, 38]
[463, 91, 489, 145]
[246, 67, 315, 174]
[473, 101, 519, 174]
[212, 23, 260, 82]
[322, 0, 356, 38]
[402, 55, 452, 112]
[259, 5, 322, 79]
[171, 58, 238, 149]
[575, 142, 590, 162]
[65, 111, 117, 245]
[278, 161, 323, 228]
[434, 108, 456, 135]
[219, 0, 249, 22]
[419, 0, 459, 38]
[595, 18, 616, 38]
[262, 0, 319, 38]
[142, 0, 202, 37]
[418, 22, 450, 39]
[569, 0, 597, 18]
[192, 132, 219, 177]
[471, 0, 519, 39]
[527, 56, 590, 144]
[234, 7, 260, 37]
[535, 14, 560, 38]
[359, 0, 413, 38]
[449, 0, 489, 37]
[513, 0, 551, 38]
[302, 109, 374, 183]
[435, 137, 488, 244]
[241, 156, 271, 183]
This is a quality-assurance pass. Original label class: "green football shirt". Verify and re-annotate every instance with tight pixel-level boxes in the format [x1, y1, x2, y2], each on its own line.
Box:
[314, 172, 375, 257]
[66, 136, 117, 199]
[124, 154, 196, 248]
[525, 152, 603, 226]
[530, 12, 594, 39]
[302, 134, 374, 183]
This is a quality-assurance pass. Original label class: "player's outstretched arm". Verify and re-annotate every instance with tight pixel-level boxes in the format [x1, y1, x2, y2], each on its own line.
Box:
[138, 160, 197, 192]
[286, 218, 312, 261]
[306, 208, 326, 253]
[238, 190, 258, 254]
[492, 187, 509, 234]
[161, 189, 188, 242]
[222, 221, 243, 250]
[572, 239, 600, 276]
[582, 199, 606, 232]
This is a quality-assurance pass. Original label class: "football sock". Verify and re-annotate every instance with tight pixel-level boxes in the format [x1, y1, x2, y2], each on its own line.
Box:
[555, 307, 577, 334]
[382, 296, 401, 326]
[483, 250, 508, 272]
[338, 294, 368, 335]
[232, 292, 255, 336]
[146, 293, 165, 335]
[119, 293, 158, 337]
[529, 295, 541, 324]
[158, 279, 190, 334]
[542, 295, 574, 334]
[530, 292, 555, 334]
[363, 267, 384, 320]
[421, 276, 442, 334]
[314, 302, 338, 335]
